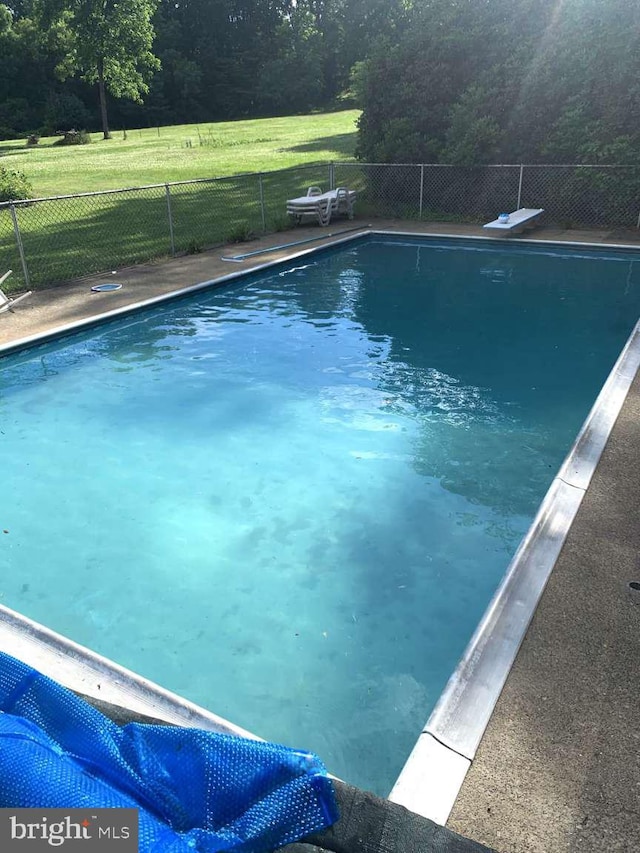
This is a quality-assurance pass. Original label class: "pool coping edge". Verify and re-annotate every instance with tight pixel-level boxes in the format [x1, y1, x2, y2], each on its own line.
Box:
[0, 228, 371, 357]
[0, 601, 262, 739]
[427, 319, 640, 757]
[388, 257, 640, 821]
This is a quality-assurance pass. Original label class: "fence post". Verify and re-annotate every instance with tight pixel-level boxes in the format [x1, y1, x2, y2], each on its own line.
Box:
[419, 165, 425, 218]
[165, 184, 175, 255]
[258, 174, 266, 233]
[517, 165, 524, 209]
[9, 203, 30, 289]
[329, 163, 335, 190]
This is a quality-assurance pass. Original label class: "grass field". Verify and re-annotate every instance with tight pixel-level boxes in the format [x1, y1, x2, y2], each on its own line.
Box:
[0, 110, 363, 292]
[0, 111, 359, 197]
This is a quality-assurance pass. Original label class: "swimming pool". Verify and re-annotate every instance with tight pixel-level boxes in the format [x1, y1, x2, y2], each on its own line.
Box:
[2, 235, 639, 797]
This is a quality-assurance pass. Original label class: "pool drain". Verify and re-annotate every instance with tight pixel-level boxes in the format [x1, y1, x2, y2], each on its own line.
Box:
[91, 283, 123, 292]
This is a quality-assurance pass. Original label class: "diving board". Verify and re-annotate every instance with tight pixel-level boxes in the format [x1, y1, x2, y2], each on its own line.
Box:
[483, 208, 544, 235]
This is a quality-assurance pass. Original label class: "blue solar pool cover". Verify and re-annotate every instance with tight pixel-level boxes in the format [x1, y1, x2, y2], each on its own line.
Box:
[0, 652, 338, 852]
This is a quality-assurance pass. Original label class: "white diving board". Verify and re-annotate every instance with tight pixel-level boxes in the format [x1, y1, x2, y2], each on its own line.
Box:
[483, 208, 544, 234]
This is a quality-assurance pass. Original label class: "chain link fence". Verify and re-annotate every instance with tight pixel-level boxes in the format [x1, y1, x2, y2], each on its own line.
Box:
[520, 166, 640, 227]
[0, 205, 22, 285]
[334, 163, 640, 228]
[1, 163, 639, 293]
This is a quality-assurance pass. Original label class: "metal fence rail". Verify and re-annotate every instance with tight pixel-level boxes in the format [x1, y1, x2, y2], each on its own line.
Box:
[1, 163, 639, 292]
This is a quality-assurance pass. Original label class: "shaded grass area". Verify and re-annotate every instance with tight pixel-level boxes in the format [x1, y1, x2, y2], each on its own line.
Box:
[0, 164, 338, 291]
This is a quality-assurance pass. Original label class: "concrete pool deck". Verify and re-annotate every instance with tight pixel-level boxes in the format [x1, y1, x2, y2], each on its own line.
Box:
[1, 218, 639, 852]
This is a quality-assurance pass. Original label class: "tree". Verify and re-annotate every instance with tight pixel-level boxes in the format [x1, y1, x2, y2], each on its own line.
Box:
[0, 3, 70, 138]
[355, 0, 640, 165]
[256, 11, 324, 114]
[53, 0, 161, 139]
[2, 0, 406, 133]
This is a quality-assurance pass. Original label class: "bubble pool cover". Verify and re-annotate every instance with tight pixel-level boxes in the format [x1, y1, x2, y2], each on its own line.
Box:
[0, 652, 337, 852]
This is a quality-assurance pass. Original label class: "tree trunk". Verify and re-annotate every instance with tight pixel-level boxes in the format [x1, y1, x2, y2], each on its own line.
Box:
[97, 60, 112, 140]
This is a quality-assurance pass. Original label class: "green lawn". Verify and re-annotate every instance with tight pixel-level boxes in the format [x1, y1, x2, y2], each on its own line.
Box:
[0, 111, 365, 292]
[0, 111, 359, 197]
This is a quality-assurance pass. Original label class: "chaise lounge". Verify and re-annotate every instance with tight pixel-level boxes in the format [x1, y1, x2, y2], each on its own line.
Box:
[286, 186, 356, 227]
[0, 270, 31, 315]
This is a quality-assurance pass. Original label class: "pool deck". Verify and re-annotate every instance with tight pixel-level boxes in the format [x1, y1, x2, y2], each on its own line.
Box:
[2, 218, 640, 852]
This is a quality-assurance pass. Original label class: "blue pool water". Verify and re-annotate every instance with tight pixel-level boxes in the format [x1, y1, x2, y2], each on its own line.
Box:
[1, 236, 639, 794]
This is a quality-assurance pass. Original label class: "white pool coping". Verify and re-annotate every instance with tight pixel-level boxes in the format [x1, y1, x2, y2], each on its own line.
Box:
[1, 229, 639, 826]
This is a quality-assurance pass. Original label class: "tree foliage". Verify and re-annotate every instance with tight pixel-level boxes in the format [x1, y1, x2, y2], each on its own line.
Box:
[356, 0, 640, 164]
[0, 0, 638, 169]
[0, 0, 406, 135]
[0, 2, 65, 138]
[45, 0, 161, 138]
[60, 0, 159, 97]
[0, 164, 33, 201]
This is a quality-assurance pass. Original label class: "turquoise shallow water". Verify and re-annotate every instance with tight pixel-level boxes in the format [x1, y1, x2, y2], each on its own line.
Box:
[1, 237, 639, 794]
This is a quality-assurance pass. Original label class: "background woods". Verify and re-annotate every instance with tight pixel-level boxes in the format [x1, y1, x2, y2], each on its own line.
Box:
[0, 0, 639, 166]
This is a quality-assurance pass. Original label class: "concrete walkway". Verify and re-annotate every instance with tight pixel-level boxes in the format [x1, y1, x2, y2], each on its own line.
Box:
[2, 219, 640, 852]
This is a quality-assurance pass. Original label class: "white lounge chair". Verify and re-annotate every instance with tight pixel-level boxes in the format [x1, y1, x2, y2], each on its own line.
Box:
[483, 208, 544, 235]
[286, 187, 356, 227]
[0, 270, 32, 315]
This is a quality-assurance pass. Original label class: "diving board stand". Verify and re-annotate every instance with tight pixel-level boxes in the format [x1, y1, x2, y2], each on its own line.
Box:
[483, 208, 544, 235]
[0, 270, 31, 314]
